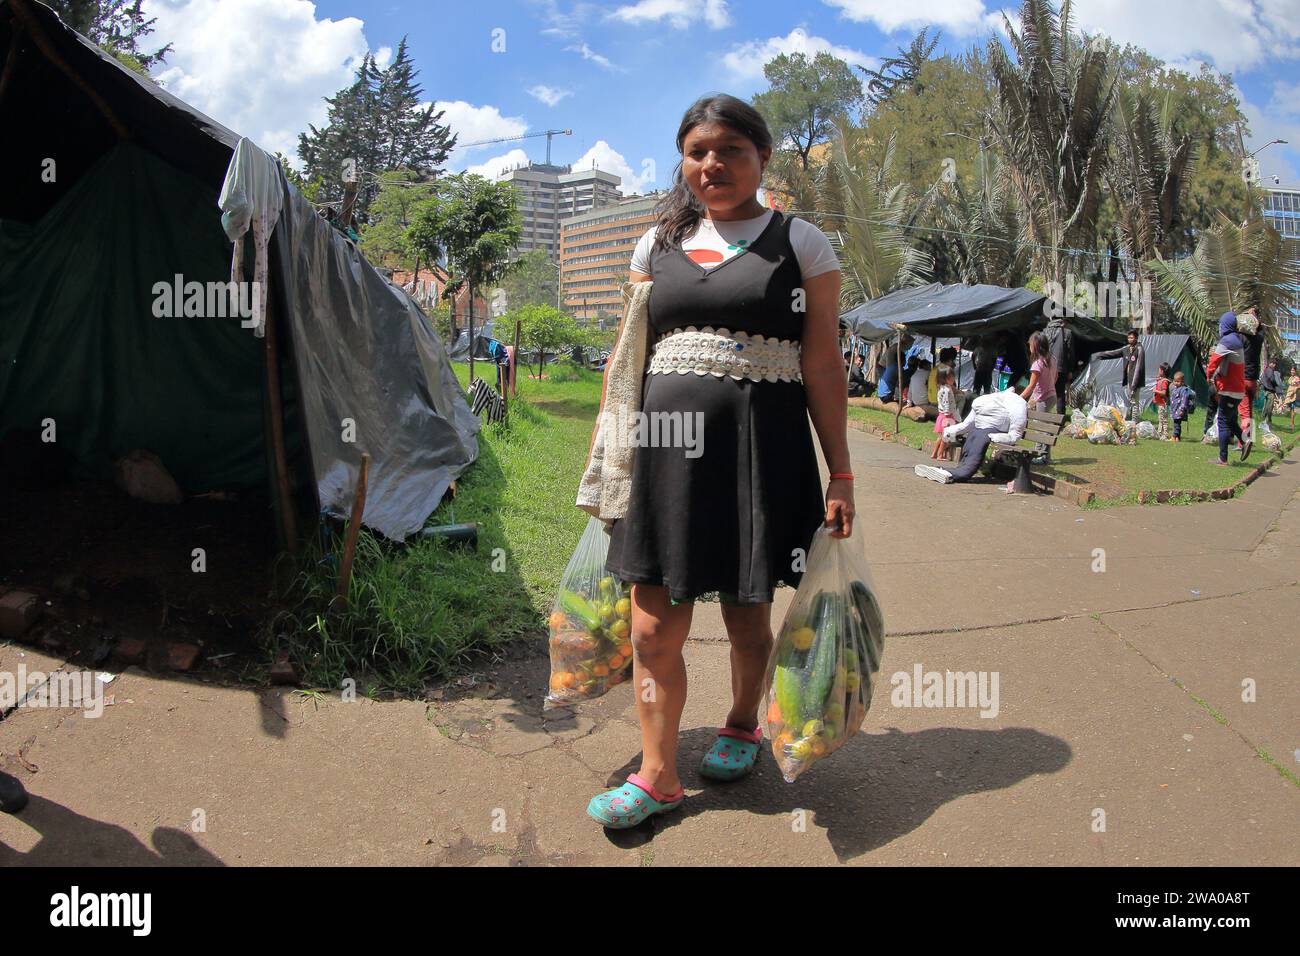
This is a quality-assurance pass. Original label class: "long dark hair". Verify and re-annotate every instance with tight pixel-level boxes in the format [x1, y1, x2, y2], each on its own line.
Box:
[1028, 331, 1052, 367]
[652, 94, 774, 253]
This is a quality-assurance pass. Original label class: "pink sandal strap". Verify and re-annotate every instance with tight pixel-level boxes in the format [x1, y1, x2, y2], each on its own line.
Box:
[718, 725, 762, 744]
[627, 773, 684, 804]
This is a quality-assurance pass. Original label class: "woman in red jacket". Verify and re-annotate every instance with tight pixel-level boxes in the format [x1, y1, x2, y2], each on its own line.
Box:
[1206, 311, 1249, 464]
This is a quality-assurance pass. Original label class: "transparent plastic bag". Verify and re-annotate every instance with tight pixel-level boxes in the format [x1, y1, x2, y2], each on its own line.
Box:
[1202, 422, 1219, 444]
[761, 525, 885, 783]
[545, 516, 632, 707]
[1136, 421, 1155, 439]
[1071, 409, 1088, 429]
[1086, 420, 1117, 444]
[1259, 425, 1282, 452]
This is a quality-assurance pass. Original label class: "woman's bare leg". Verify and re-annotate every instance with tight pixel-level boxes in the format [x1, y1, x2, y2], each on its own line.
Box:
[720, 602, 774, 731]
[629, 583, 693, 794]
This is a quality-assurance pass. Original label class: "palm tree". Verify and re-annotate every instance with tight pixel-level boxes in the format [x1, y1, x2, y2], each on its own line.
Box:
[799, 123, 934, 309]
[932, 152, 1032, 287]
[1105, 90, 1196, 331]
[985, 0, 1118, 284]
[1150, 213, 1299, 356]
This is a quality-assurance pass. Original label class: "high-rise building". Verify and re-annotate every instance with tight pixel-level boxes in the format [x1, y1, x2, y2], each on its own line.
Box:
[1263, 184, 1300, 350]
[497, 161, 623, 260]
[559, 193, 664, 325]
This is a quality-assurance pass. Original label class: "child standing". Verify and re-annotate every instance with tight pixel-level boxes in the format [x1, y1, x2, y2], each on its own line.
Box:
[1152, 363, 1172, 440]
[1019, 331, 1058, 463]
[1168, 370, 1193, 442]
[931, 366, 958, 460]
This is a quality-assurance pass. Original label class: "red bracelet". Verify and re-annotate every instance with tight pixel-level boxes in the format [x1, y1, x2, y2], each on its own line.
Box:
[829, 472, 854, 480]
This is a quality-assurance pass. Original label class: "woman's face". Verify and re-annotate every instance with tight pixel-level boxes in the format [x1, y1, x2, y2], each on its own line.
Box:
[682, 122, 770, 214]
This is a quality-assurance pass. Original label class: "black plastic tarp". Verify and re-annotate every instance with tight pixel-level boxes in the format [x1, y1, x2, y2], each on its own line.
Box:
[0, 0, 479, 543]
[841, 282, 1127, 343]
[1072, 334, 1211, 413]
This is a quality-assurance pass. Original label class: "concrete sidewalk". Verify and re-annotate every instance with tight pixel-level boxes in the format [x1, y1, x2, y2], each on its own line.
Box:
[2, 428, 1297, 865]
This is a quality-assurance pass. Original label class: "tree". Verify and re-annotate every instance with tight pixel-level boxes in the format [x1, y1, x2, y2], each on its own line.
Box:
[1151, 214, 1298, 356]
[932, 153, 1031, 287]
[861, 53, 997, 198]
[515, 303, 585, 375]
[360, 170, 438, 272]
[1104, 91, 1196, 330]
[986, 0, 1118, 283]
[297, 39, 456, 217]
[859, 28, 941, 110]
[45, 0, 172, 71]
[408, 173, 522, 354]
[806, 123, 934, 307]
[752, 51, 865, 171]
[495, 248, 559, 313]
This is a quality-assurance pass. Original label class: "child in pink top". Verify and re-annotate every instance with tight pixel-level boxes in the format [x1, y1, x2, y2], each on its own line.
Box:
[1020, 331, 1058, 462]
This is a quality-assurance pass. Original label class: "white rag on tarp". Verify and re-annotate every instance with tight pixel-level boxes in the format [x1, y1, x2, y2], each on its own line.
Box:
[577, 280, 653, 523]
[218, 137, 285, 338]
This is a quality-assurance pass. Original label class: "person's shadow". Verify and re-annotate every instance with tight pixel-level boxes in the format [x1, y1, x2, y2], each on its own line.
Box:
[0, 793, 225, 866]
[597, 725, 1071, 862]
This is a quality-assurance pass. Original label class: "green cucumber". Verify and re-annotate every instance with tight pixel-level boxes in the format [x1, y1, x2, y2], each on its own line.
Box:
[803, 591, 839, 719]
[559, 589, 601, 631]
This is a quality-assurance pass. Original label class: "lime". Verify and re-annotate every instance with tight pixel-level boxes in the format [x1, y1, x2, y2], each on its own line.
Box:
[801, 719, 825, 738]
[789, 627, 815, 651]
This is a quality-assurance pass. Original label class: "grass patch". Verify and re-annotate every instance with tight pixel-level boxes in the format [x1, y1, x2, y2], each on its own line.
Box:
[264, 360, 605, 696]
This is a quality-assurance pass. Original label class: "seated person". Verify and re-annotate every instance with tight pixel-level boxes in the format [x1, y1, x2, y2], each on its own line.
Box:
[914, 387, 1028, 484]
[877, 358, 901, 402]
[905, 359, 933, 407]
[848, 355, 869, 397]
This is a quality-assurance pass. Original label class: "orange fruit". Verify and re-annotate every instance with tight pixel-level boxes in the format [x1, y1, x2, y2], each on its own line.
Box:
[607, 654, 624, 668]
[550, 672, 575, 691]
[548, 611, 567, 630]
[766, 700, 783, 725]
[592, 663, 610, 677]
[619, 642, 634, 657]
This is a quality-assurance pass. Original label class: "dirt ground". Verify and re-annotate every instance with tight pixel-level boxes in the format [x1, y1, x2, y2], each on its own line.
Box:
[0, 477, 276, 678]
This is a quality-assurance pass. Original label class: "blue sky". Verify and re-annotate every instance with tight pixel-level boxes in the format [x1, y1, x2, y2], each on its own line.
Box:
[142, 0, 1300, 191]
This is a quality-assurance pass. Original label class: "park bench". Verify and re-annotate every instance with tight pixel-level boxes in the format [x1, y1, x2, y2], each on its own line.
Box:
[988, 407, 1066, 493]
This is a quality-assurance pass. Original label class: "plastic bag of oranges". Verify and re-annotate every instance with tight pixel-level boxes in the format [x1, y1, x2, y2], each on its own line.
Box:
[545, 516, 633, 708]
[761, 524, 886, 782]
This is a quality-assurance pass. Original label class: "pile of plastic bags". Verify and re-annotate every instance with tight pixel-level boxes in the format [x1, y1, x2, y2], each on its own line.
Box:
[1081, 404, 1138, 445]
[1258, 422, 1283, 452]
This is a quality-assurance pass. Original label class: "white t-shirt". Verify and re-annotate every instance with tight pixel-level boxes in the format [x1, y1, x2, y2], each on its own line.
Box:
[629, 208, 840, 279]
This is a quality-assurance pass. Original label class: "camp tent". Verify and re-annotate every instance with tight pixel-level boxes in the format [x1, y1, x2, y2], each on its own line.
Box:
[1072, 334, 1211, 414]
[0, 0, 479, 543]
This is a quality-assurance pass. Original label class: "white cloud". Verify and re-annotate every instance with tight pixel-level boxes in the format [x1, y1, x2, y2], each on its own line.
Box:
[467, 148, 534, 180]
[609, 0, 732, 30]
[565, 41, 616, 68]
[1071, 0, 1300, 74]
[528, 84, 573, 106]
[144, 0, 371, 160]
[822, 0, 991, 35]
[570, 140, 656, 194]
[722, 27, 878, 83]
[435, 101, 530, 154]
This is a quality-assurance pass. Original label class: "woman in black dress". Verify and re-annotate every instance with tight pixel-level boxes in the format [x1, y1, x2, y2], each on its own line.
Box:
[588, 95, 855, 827]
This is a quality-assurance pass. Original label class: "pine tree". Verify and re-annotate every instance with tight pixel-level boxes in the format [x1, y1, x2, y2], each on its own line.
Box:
[46, 0, 172, 70]
[859, 28, 940, 110]
[298, 38, 456, 217]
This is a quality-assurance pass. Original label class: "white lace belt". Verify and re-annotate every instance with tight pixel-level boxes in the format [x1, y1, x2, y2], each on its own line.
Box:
[646, 326, 802, 383]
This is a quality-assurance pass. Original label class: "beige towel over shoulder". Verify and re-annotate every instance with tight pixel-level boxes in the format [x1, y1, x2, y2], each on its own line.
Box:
[576, 280, 653, 522]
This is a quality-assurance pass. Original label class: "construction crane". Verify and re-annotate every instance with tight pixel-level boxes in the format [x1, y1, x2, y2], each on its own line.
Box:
[453, 128, 573, 165]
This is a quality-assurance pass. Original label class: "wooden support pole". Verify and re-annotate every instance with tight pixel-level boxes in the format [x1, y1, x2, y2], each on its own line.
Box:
[9, 0, 129, 139]
[263, 286, 299, 553]
[894, 326, 903, 435]
[334, 452, 370, 607]
[467, 285, 476, 386]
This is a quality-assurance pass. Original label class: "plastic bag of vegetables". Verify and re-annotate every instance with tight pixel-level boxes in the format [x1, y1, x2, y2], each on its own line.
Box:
[545, 516, 633, 708]
[760, 524, 886, 783]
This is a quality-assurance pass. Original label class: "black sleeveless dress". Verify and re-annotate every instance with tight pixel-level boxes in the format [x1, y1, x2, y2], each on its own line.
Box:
[604, 210, 826, 606]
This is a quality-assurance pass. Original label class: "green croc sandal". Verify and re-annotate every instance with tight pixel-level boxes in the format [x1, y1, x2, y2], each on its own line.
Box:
[699, 725, 762, 781]
[587, 773, 685, 829]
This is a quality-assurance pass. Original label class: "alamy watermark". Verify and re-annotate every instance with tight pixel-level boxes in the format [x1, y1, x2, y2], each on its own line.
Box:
[890, 664, 1000, 718]
[1, 666, 107, 718]
[1043, 275, 1151, 323]
[600, 402, 704, 458]
[152, 274, 261, 327]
